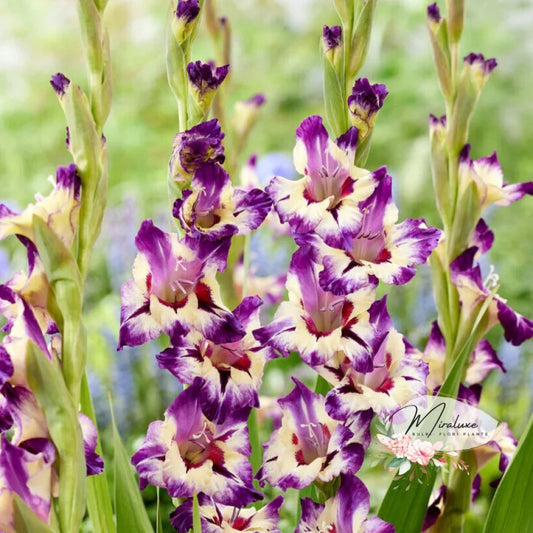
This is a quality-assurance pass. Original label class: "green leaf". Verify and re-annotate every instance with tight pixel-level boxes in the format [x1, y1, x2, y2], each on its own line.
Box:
[192, 491, 202, 533]
[26, 343, 86, 533]
[483, 414, 533, 533]
[13, 494, 57, 533]
[111, 400, 154, 533]
[323, 54, 348, 138]
[81, 374, 115, 533]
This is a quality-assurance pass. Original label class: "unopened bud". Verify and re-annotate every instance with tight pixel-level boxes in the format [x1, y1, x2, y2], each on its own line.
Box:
[347, 78, 388, 141]
[50, 73, 71, 98]
[427, 3, 452, 100]
[186, 61, 230, 115]
[448, 54, 497, 151]
[232, 94, 266, 139]
[322, 25, 343, 67]
[429, 114, 450, 221]
[348, 0, 376, 78]
[445, 0, 464, 43]
[173, 0, 200, 44]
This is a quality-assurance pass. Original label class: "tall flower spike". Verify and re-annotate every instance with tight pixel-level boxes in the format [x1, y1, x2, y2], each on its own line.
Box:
[348, 78, 389, 141]
[169, 119, 226, 187]
[267, 115, 376, 249]
[132, 379, 261, 506]
[257, 379, 369, 491]
[118, 220, 243, 348]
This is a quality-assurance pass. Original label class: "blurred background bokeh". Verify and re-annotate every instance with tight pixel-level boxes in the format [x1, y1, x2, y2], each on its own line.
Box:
[1, 0, 532, 530]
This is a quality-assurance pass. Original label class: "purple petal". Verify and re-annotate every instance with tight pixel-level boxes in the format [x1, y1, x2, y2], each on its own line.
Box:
[497, 299, 533, 346]
[50, 72, 70, 96]
[470, 218, 494, 254]
[78, 413, 104, 476]
[323, 25, 342, 50]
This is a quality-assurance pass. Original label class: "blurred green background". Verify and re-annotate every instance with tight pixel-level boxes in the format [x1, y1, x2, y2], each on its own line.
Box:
[1, 0, 532, 530]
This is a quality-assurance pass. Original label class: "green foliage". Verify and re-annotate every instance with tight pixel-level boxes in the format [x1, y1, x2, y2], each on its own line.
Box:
[111, 401, 154, 533]
[483, 414, 533, 533]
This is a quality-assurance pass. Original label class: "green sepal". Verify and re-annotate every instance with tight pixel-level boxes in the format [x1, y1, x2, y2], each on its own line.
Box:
[354, 130, 373, 167]
[26, 343, 87, 533]
[13, 494, 57, 533]
[333, 0, 354, 23]
[111, 399, 154, 533]
[76, 0, 104, 76]
[32, 215, 86, 402]
[445, 0, 464, 44]
[447, 179, 481, 262]
[447, 65, 481, 152]
[348, 0, 376, 79]
[483, 414, 533, 533]
[430, 129, 450, 225]
[58, 82, 100, 185]
[429, 250, 453, 344]
[31, 216, 82, 292]
[167, 26, 189, 127]
[428, 17, 453, 101]
[323, 52, 348, 138]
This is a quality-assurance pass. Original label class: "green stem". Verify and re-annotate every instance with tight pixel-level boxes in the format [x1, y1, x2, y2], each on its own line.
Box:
[192, 491, 202, 533]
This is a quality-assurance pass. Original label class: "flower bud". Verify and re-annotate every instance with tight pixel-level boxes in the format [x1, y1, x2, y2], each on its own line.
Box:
[429, 115, 450, 222]
[322, 25, 343, 67]
[172, 0, 200, 45]
[347, 78, 388, 141]
[348, 0, 376, 78]
[448, 54, 497, 151]
[333, 0, 354, 22]
[169, 118, 225, 187]
[427, 4, 452, 100]
[50, 73, 71, 98]
[232, 94, 266, 140]
[186, 60, 230, 116]
[445, 0, 464, 44]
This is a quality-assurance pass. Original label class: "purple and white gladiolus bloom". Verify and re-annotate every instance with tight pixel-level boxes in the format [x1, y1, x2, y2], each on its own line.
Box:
[170, 494, 283, 533]
[267, 116, 377, 250]
[253, 248, 377, 371]
[450, 246, 533, 346]
[324, 298, 429, 420]
[169, 119, 226, 186]
[257, 379, 369, 490]
[297, 475, 394, 533]
[118, 220, 244, 348]
[173, 163, 272, 241]
[157, 296, 275, 422]
[0, 436, 57, 530]
[132, 380, 260, 506]
[0, 164, 81, 248]
[458, 145, 533, 211]
[309, 170, 441, 294]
